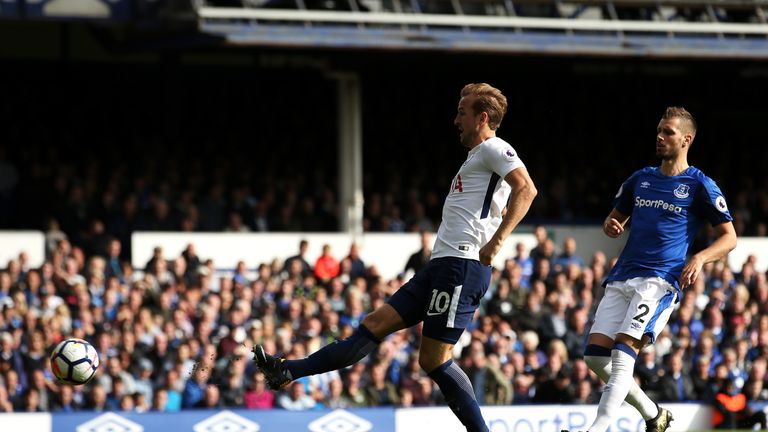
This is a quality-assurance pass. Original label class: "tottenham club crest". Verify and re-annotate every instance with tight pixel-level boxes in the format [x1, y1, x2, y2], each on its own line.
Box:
[673, 184, 690, 198]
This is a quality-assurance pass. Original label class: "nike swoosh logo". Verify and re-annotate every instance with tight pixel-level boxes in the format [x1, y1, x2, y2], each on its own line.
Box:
[426, 311, 443, 316]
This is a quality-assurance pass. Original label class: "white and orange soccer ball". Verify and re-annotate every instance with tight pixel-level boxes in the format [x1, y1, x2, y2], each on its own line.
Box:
[50, 338, 100, 385]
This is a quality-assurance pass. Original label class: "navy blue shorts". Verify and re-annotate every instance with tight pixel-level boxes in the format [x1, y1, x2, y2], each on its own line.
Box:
[387, 257, 491, 344]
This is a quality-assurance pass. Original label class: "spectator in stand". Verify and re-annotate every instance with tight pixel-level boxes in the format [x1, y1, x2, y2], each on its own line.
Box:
[531, 257, 554, 292]
[245, 371, 275, 409]
[82, 220, 111, 259]
[182, 366, 210, 408]
[669, 304, 704, 342]
[465, 347, 511, 405]
[533, 366, 574, 404]
[323, 378, 348, 408]
[563, 306, 589, 360]
[553, 237, 585, 273]
[283, 240, 312, 277]
[364, 362, 400, 406]
[516, 290, 544, 333]
[103, 239, 123, 283]
[486, 279, 516, 324]
[162, 370, 183, 412]
[712, 378, 767, 429]
[5, 369, 23, 410]
[27, 369, 53, 411]
[22, 330, 48, 379]
[20, 388, 42, 412]
[313, 244, 339, 287]
[44, 218, 68, 260]
[703, 305, 726, 344]
[512, 374, 534, 404]
[404, 230, 432, 277]
[345, 243, 366, 280]
[199, 385, 222, 409]
[144, 246, 165, 274]
[225, 212, 250, 232]
[529, 225, 548, 262]
[691, 355, 715, 401]
[0, 332, 25, 382]
[133, 359, 155, 407]
[0, 384, 13, 412]
[342, 368, 368, 407]
[181, 243, 202, 283]
[512, 241, 534, 288]
[151, 388, 169, 412]
[539, 291, 569, 348]
[658, 350, 696, 402]
[276, 381, 316, 410]
[54, 385, 79, 412]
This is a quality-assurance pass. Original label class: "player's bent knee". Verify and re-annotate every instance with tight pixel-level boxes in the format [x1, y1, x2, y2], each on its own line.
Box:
[418, 337, 454, 373]
[361, 304, 405, 339]
[418, 355, 442, 373]
[587, 332, 614, 347]
[614, 333, 644, 351]
[360, 314, 385, 337]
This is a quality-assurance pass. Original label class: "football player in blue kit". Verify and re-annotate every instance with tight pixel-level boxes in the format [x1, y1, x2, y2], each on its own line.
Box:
[253, 83, 537, 432]
[580, 107, 737, 432]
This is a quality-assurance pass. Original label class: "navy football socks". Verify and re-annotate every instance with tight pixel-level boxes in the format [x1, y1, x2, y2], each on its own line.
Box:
[284, 324, 380, 379]
[428, 359, 489, 432]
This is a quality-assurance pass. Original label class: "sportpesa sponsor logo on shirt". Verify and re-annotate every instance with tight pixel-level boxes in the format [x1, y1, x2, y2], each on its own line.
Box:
[635, 196, 683, 213]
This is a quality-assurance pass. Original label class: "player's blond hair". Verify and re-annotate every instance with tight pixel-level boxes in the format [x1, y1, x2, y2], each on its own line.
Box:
[663, 106, 697, 137]
[461, 83, 508, 130]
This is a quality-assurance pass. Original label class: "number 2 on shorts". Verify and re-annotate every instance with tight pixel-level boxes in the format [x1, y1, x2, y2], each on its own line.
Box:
[633, 304, 650, 323]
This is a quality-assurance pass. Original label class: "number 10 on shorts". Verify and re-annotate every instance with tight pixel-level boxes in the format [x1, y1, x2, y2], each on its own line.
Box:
[427, 286, 463, 328]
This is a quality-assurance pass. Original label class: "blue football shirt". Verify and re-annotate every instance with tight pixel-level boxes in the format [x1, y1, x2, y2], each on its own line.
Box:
[605, 166, 733, 293]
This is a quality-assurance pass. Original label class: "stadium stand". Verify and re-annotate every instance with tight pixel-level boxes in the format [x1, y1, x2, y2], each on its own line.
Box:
[1, 230, 767, 414]
[1, 2, 768, 425]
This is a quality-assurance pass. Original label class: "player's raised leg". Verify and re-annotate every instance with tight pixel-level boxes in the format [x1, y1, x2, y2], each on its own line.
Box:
[253, 304, 406, 390]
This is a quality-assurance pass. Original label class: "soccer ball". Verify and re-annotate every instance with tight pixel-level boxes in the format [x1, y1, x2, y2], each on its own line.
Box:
[50, 338, 100, 385]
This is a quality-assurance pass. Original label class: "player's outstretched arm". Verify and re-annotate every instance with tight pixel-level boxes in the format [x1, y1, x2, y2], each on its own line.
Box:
[680, 221, 737, 289]
[479, 167, 537, 266]
[603, 208, 630, 238]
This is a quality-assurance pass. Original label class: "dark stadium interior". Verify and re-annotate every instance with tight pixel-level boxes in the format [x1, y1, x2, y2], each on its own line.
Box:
[1, 46, 767, 243]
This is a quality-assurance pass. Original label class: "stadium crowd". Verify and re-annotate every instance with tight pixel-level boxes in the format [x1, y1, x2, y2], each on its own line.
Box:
[0, 145, 766, 266]
[0, 226, 767, 424]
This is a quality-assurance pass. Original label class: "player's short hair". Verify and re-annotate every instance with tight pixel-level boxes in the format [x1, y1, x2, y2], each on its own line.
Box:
[461, 83, 508, 130]
[662, 106, 697, 136]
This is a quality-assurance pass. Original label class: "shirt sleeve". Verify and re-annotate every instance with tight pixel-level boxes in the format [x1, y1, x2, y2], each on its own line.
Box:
[613, 170, 641, 215]
[482, 139, 526, 178]
[695, 176, 733, 226]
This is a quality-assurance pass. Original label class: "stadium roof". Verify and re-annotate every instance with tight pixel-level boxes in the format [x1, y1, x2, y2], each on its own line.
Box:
[196, 2, 768, 58]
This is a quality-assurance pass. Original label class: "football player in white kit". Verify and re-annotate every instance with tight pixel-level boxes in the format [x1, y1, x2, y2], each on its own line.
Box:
[254, 83, 537, 432]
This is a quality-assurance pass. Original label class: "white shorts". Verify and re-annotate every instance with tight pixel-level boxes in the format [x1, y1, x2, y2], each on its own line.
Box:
[590, 277, 678, 343]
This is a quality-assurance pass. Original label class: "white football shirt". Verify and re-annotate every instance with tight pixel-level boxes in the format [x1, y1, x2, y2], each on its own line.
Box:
[431, 137, 525, 261]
